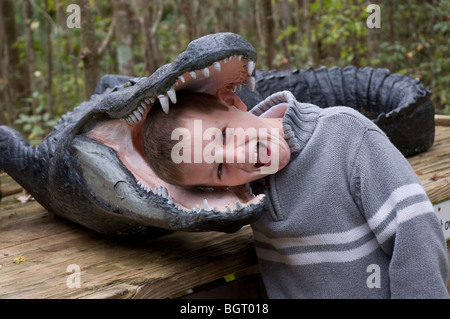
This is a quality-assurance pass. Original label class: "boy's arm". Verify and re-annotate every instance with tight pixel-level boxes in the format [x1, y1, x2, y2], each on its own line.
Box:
[351, 128, 449, 298]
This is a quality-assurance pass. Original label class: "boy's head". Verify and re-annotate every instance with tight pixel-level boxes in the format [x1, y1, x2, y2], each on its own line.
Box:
[142, 88, 290, 187]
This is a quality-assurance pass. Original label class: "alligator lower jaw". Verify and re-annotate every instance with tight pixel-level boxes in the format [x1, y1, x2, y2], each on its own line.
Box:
[87, 55, 263, 213]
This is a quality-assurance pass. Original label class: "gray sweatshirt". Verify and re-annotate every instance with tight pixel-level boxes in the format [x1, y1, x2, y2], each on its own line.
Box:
[250, 91, 449, 299]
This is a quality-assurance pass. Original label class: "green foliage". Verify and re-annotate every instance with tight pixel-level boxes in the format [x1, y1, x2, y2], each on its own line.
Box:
[13, 92, 58, 145]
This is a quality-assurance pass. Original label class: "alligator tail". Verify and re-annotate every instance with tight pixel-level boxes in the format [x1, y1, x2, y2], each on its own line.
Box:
[252, 66, 434, 157]
[0, 126, 51, 202]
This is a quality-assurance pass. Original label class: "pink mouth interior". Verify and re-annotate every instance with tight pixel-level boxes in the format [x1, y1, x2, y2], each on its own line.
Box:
[254, 142, 271, 168]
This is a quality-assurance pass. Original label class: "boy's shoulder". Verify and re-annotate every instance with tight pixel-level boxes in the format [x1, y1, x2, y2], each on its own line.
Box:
[315, 104, 384, 135]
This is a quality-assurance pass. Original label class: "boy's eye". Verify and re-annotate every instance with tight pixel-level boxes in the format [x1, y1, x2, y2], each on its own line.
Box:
[217, 163, 223, 179]
[221, 128, 226, 144]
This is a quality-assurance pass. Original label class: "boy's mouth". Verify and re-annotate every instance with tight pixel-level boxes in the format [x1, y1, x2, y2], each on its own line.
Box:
[253, 142, 271, 169]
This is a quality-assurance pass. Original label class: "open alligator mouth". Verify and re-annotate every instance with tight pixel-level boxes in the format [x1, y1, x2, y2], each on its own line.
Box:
[86, 33, 264, 225]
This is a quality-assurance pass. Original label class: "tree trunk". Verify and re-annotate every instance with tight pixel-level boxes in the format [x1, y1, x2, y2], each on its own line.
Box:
[278, 0, 293, 68]
[295, 0, 304, 49]
[79, 0, 100, 99]
[304, 0, 319, 67]
[365, 0, 380, 67]
[21, 0, 38, 111]
[179, 0, 199, 41]
[44, 0, 53, 117]
[387, 1, 394, 70]
[138, 0, 163, 75]
[230, 0, 240, 34]
[0, 0, 12, 125]
[112, 0, 135, 76]
[58, 4, 79, 105]
[2, 0, 28, 125]
[261, 0, 275, 69]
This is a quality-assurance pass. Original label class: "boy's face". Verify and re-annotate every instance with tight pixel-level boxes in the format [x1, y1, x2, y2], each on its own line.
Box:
[171, 103, 291, 187]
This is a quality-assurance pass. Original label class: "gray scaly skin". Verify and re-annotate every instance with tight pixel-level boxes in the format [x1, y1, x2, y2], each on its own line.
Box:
[0, 33, 434, 235]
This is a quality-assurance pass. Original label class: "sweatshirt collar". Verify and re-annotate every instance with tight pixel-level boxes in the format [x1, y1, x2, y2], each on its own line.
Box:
[250, 91, 320, 158]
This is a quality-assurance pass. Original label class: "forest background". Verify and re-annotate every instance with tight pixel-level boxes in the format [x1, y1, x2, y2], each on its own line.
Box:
[0, 0, 448, 144]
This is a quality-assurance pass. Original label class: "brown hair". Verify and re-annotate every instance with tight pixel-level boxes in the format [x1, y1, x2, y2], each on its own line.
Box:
[142, 91, 228, 185]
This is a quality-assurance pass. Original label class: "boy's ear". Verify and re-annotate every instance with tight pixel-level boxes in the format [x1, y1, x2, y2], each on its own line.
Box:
[216, 88, 247, 111]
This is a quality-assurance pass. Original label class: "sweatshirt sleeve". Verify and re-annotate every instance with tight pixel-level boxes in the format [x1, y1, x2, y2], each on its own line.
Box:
[351, 128, 449, 299]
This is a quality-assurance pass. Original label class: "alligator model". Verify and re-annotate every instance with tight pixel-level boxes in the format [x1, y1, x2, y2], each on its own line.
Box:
[0, 32, 435, 235]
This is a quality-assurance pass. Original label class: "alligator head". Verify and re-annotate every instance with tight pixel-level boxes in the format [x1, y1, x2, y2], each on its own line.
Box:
[0, 33, 264, 235]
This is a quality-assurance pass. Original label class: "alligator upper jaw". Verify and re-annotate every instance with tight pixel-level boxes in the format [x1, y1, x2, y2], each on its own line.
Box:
[121, 52, 256, 123]
[87, 42, 264, 214]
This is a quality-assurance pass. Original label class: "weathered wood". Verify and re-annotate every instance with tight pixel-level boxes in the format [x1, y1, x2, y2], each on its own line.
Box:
[435, 115, 450, 127]
[408, 124, 450, 203]
[1, 117, 449, 298]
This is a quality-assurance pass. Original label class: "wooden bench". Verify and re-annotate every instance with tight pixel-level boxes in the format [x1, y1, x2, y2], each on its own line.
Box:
[1, 116, 449, 298]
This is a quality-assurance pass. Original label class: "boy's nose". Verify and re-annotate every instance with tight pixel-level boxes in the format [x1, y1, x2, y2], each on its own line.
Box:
[226, 146, 246, 168]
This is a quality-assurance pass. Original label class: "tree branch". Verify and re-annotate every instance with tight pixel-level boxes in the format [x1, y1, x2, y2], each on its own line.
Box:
[98, 18, 116, 57]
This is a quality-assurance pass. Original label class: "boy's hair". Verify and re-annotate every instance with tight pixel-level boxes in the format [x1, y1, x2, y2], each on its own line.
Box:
[142, 91, 228, 185]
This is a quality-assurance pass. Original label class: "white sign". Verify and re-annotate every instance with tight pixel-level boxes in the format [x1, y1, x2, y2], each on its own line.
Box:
[434, 200, 450, 241]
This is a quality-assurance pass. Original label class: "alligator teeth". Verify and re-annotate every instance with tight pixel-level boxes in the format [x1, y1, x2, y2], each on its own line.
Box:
[124, 57, 257, 121]
[129, 113, 138, 123]
[167, 88, 177, 104]
[158, 95, 170, 114]
[248, 76, 255, 92]
[133, 110, 143, 121]
[203, 199, 210, 211]
[161, 186, 169, 199]
[236, 201, 243, 210]
[247, 60, 256, 75]
[213, 62, 221, 72]
[137, 180, 151, 193]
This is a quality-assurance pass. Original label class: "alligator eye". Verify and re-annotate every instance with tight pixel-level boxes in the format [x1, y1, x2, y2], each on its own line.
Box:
[124, 80, 136, 88]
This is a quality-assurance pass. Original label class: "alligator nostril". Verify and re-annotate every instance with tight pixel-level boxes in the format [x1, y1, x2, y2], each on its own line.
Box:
[114, 181, 128, 200]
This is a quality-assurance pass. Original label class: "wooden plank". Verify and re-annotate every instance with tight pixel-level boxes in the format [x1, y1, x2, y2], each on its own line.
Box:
[408, 125, 450, 203]
[435, 115, 450, 127]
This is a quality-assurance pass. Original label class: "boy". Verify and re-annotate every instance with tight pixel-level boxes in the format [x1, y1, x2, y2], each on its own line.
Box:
[143, 88, 449, 298]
